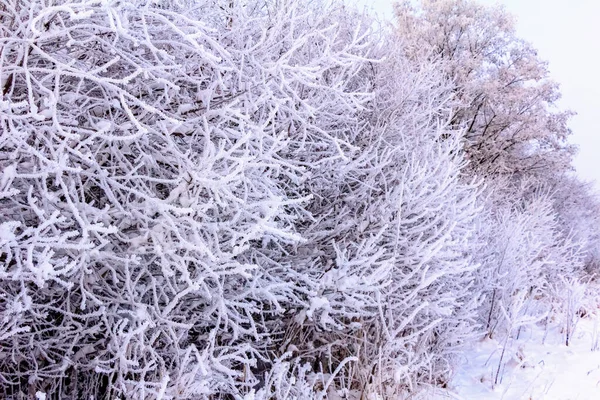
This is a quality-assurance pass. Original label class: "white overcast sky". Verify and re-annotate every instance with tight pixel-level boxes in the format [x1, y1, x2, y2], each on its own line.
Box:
[353, 0, 600, 190]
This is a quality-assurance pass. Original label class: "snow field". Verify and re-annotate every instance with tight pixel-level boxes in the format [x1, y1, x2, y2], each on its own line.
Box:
[439, 311, 600, 399]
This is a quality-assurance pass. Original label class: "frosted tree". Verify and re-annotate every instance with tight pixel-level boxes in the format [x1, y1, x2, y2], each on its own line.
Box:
[394, 0, 576, 179]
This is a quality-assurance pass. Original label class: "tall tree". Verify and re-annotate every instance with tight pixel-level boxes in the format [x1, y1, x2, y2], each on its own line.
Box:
[395, 0, 576, 179]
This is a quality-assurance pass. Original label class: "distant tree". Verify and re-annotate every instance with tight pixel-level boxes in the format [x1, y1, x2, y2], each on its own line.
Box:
[394, 0, 576, 179]
[548, 175, 600, 275]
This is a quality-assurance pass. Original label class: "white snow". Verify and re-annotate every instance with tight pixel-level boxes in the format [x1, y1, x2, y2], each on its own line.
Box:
[306, 296, 330, 320]
[0, 221, 19, 243]
[435, 312, 600, 399]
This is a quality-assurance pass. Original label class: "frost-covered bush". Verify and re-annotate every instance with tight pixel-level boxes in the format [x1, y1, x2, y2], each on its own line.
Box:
[475, 188, 584, 340]
[0, 0, 377, 397]
[469, 186, 585, 385]
[549, 175, 600, 276]
[271, 35, 483, 394]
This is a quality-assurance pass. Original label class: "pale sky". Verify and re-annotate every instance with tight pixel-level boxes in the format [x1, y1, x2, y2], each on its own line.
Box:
[354, 0, 600, 190]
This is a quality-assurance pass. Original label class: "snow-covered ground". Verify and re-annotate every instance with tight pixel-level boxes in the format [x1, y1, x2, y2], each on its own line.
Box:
[433, 313, 600, 399]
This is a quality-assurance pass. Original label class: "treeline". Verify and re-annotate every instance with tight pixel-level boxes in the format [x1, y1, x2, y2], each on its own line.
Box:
[0, 0, 598, 398]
